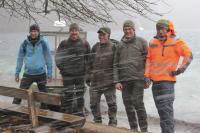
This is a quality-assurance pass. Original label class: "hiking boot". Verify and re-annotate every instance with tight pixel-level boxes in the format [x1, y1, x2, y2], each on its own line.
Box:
[130, 128, 138, 132]
[94, 117, 102, 124]
[108, 119, 117, 127]
[141, 130, 149, 133]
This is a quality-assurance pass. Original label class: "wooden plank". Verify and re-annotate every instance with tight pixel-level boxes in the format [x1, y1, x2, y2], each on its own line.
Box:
[33, 91, 61, 106]
[1, 130, 12, 133]
[30, 125, 53, 133]
[27, 89, 38, 127]
[0, 86, 60, 105]
[0, 86, 28, 99]
[0, 102, 85, 125]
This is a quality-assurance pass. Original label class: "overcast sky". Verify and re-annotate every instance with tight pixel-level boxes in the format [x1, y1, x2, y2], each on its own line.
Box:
[159, 0, 200, 30]
[112, 0, 200, 31]
[0, 0, 199, 32]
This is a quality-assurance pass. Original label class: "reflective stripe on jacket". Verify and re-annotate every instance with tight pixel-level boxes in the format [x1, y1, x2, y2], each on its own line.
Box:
[144, 37, 193, 81]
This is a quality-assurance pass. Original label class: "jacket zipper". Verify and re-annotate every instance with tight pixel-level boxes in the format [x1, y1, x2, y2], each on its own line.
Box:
[162, 45, 165, 56]
[161, 40, 166, 56]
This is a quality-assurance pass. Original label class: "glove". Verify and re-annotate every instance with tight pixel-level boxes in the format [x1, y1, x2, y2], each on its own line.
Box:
[171, 67, 185, 76]
[144, 77, 151, 89]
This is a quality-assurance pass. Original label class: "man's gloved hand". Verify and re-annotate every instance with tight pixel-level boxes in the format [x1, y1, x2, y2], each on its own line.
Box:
[144, 77, 151, 89]
[170, 67, 185, 76]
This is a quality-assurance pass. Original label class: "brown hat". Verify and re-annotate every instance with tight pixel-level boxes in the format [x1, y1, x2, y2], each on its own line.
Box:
[69, 23, 79, 31]
[123, 20, 135, 29]
[97, 27, 111, 34]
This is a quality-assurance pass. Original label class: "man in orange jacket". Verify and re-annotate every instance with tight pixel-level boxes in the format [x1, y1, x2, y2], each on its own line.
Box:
[144, 19, 193, 133]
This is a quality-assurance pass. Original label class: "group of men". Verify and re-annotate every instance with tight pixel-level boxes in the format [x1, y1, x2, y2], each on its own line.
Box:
[14, 19, 193, 133]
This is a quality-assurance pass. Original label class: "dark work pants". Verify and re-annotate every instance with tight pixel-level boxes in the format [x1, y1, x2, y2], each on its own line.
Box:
[122, 80, 148, 132]
[61, 76, 85, 117]
[152, 81, 175, 133]
[13, 73, 47, 108]
[90, 85, 117, 124]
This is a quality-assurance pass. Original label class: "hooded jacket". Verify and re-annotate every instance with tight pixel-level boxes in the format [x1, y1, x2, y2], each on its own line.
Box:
[144, 19, 193, 81]
[16, 35, 52, 77]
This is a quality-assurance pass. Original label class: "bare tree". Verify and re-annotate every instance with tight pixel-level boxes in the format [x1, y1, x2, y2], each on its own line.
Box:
[0, 0, 164, 24]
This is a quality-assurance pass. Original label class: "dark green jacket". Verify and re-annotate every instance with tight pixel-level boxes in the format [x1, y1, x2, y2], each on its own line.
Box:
[89, 41, 116, 89]
[55, 37, 90, 76]
[114, 36, 147, 83]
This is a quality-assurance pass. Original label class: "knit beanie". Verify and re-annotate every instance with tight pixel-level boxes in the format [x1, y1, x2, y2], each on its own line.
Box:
[29, 24, 40, 32]
[123, 20, 135, 29]
[69, 23, 79, 31]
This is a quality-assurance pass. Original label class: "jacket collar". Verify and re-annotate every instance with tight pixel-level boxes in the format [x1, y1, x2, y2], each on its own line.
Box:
[26, 35, 42, 46]
[121, 35, 136, 43]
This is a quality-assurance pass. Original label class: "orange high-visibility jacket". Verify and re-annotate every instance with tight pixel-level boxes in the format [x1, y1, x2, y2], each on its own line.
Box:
[144, 37, 193, 81]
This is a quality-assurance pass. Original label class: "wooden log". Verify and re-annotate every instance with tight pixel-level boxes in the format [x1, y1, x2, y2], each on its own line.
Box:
[0, 86, 60, 105]
[1, 130, 12, 133]
[0, 86, 28, 99]
[33, 91, 60, 105]
[27, 88, 38, 128]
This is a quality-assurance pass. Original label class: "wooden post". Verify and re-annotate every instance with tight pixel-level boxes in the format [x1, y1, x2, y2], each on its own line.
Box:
[4, 130, 12, 133]
[27, 88, 38, 127]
